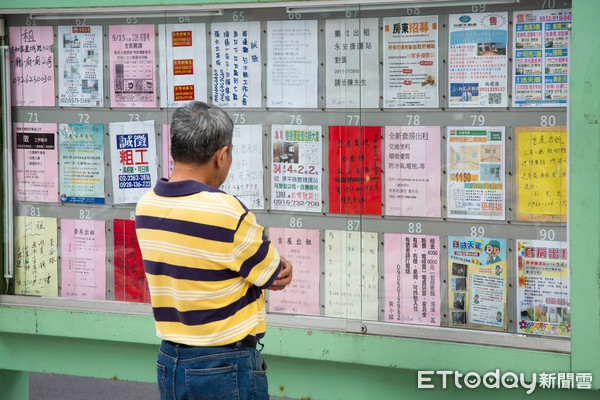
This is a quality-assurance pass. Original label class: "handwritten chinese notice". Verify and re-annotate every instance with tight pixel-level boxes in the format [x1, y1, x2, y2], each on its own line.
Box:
[447, 127, 505, 220]
[329, 126, 382, 215]
[448, 236, 507, 331]
[271, 124, 322, 212]
[220, 125, 264, 209]
[268, 228, 320, 315]
[384, 233, 440, 326]
[448, 13, 508, 108]
[516, 127, 567, 222]
[61, 219, 106, 300]
[109, 25, 156, 108]
[212, 22, 262, 107]
[114, 219, 150, 303]
[517, 239, 569, 337]
[513, 9, 571, 107]
[325, 18, 379, 108]
[57, 25, 104, 107]
[9, 26, 55, 107]
[384, 126, 440, 217]
[14, 122, 59, 203]
[109, 121, 158, 204]
[383, 16, 439, 108]
[58, 123, 105, 204]
[14, 216, 58, 296]
[324, 230, 378, 321]
[267, 20, 318, 108]
[162, 124, 174, 179]
[158, 23, 207, 107]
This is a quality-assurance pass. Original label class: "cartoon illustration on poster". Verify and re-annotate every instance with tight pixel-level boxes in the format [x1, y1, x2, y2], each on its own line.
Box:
[448, 236, 507, 331]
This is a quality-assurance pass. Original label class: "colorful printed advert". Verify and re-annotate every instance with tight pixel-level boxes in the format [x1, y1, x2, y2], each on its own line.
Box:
[109, 121, 158, 204]
[58, 123, 105, 204]
[513, 9, 571, 107]
[448, 236, 507, 331]
[212, 22, 262, 107]
[268, 228, 320, 316]
[447, 127, 505, 220]
[158, 23, 208, 107]
[324, 230, 379, 321]
[325, 18, 379, 108]
[58, 25, 104, 107]
[384, 233, 440, 326]
[221, 125, 264, 210]
[9, 26, 55, 107]
[109, 24, 156, 108]
[517, 239, 570, 337]
[14, 216, 58, 296]
[271, 124, 322, 212]
[14, 122, 59, 203]
[383, 15, 439, 108]
[448, 13, 508, 107]
[329, 126, 382, 215]
[384, 126, 441, 217]
[516, 126, 567, 222]
[60, 219, 106, 299]
[114, 219, 150, 303]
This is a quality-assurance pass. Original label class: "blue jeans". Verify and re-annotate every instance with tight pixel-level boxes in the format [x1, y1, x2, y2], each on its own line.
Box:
[156, 340, 269, 400]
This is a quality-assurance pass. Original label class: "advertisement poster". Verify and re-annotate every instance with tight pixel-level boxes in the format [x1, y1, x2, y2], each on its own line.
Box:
[324, 230, 378, 320]
[14, 122, 59, 203]
[14, 216, 58, 296]
[513, 9, 571, 107]
[384, 233, 440, 326]
[158, 23, 207, 108]
[448, 236, 507, 330]
[212, 22, 262, 108]
[220, 125, 264, 209]
[57, 25, 104, 107]
[516, 126, 567, 222]
[162, 124, 174, 179]
[517, 239, 569, 336]
[114, 219, 150, 303]
[447, 127, 505, 220]
[109, 24, 156, 108]
[9, 26, 55, 107]
[271, 124, 322, 212]
[383, 16, 439, 108]
[58, 123, 105, 204]
[60, 219, 106, 299]
[325, 18, 379, 108]
[329, 126, 382, 215]
[448, 13, 508, 108]
[109, 121, 157, 204]
[268, 228, 320, 315]
[384, 126, 441, 217]
[267, 20, 318, 108]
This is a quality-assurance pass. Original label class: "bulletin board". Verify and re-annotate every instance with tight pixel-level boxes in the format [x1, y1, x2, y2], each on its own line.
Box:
[1, 0, 572, 352]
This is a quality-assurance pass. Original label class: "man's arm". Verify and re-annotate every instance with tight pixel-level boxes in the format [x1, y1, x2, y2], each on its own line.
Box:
[266, 256, 293, 291]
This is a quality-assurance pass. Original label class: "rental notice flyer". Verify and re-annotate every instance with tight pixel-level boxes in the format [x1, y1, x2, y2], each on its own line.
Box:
[448, 236, 507, 331]
[447, 126, 505, 220]
[383, 15, 439, 108]
[271, 124, 322, 212]
[58, 25, 104, 107]
[448, 12, 508, 107]
[114, 219, 151, 303]
[513, 9, 571, 107]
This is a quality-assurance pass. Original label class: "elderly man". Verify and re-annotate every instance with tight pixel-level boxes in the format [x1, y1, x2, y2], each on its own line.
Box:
[136, 101, 292, 400]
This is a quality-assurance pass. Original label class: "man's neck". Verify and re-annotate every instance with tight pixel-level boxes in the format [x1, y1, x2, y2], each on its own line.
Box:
[169, 162, 219, 188]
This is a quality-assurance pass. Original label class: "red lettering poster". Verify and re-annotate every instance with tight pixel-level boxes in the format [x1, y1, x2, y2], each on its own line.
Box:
[328, 126, 381, 215]
[113, 219, 150, 303]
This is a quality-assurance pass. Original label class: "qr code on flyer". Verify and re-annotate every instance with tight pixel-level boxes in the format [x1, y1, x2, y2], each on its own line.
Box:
[488, 93, 502, 104]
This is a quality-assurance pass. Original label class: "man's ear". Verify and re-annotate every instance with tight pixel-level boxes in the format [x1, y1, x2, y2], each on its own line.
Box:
[215, 145, 229, 168]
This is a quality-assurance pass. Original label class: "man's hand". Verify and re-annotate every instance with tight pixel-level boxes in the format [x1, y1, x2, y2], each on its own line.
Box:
[267, 256, 293, 291]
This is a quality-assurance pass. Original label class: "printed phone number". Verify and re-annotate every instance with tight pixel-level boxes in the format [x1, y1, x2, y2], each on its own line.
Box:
[272, 199, 320, 208]
[118, 173, 151, 189]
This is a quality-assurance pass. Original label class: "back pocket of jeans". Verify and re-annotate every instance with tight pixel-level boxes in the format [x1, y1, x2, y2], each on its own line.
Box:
[185, 364, 239, 400]
[156, 362, 167, 400]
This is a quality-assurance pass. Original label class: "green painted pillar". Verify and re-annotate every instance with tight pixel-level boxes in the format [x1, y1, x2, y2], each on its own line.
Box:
[0, 370, 29, 400]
